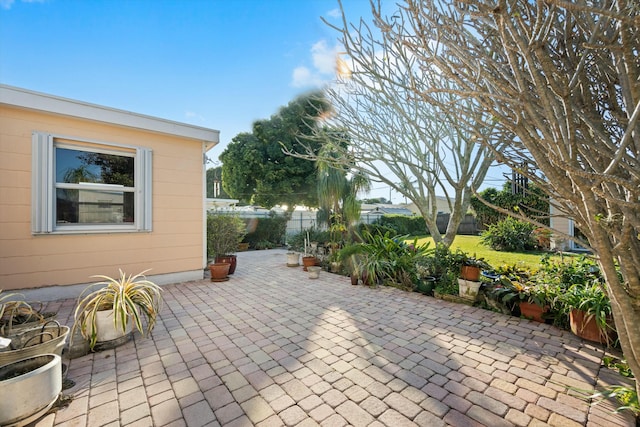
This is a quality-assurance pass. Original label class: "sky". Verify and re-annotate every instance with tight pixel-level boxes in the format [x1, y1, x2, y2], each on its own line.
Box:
[0, 0, 508, 202]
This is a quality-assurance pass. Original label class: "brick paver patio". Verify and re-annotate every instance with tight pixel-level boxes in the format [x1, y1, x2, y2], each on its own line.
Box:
[35, 249, 635, 426]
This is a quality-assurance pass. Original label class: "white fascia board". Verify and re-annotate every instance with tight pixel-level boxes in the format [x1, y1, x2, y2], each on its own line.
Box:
[0, 84, 219, 145]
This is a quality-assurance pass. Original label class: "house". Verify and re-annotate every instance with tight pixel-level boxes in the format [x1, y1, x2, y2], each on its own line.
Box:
[403, 196, 452, 215]
[360, 203, 416, 217]
[0, 85, 219, 300]
[549, 203, 589, 252]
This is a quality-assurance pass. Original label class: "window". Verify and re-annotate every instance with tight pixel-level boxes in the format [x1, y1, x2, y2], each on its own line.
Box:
[32, 132, 152, 234]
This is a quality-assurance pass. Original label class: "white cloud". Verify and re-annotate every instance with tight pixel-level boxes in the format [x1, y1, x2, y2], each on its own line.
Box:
[185, 111, 205, 122]
[1, 0, 46, 9]
[326, 8, 341, 18]
[290, 39, 340, 88]
[311, 40, 338, 75]
[291, 66, 323, 88]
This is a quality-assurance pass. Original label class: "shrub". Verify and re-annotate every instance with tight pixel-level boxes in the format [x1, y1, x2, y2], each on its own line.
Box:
[287, 228, 331, 252]
[242, 214, 287, 249]
[480, 217, 537, 252]
[337, 229, 433, 290]
[373, 215, 427, 236]
[207, 213, 246, 258]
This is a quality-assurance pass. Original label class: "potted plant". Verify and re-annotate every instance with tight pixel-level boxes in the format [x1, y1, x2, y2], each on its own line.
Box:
[0, 353, 62, 426]
[336, 243, 379, 285]
[209, 262, 231, 282]
[433, 272, 460, 301]
[0, 291, 56, 335]
[286, 252, 300, 267]
[307, 266, 322, 279]
[561, 282, 616, 346]
[458, 253, 491, 282]
[72, 269, 163, 351]
[0, 321, 69, 366]
[490, 274, 550, 322]
[207, 213, 246, 274]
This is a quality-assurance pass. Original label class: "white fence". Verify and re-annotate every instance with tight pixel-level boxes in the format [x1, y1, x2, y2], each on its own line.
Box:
[207, 208, 479, 237]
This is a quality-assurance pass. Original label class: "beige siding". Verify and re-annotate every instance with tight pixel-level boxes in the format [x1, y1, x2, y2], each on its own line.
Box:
[549, 204, 571, 251]
[0, 105, 206, 290]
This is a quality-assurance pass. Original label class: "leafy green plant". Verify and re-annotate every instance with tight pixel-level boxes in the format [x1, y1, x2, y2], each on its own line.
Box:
[336, 229, 432, 289]
[242, 214, 287, 249]
[207, 213, 247, 258]
[254, 240, 275, 250]
[560, 281, 615, 345]
[536, 254, 602, 287]
[73, 269, 163, 350]
[434, 271, 459, 295]
[288, 227, 331, 252]
[593, 358, 638, 417]
[590, 385, 638, 417]
[480, 216, 537, 252]
[372, 215, 428, 236]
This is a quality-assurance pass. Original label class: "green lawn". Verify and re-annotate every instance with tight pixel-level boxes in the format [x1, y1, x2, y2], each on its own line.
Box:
[414, 235, 566, 270]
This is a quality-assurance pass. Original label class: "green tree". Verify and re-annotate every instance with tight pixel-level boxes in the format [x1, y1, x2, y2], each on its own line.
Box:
[220, 92, 330, 208]
[471, 183, 549, 228]
[219, 133, 261, 204]
[316, 143, 371, 240]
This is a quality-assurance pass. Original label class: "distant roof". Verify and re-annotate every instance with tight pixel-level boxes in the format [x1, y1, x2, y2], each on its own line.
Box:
[0, 84, 220, 148]
[360, 203, 414, 216]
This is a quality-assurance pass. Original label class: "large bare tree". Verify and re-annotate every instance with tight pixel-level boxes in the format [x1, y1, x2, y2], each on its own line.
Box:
[364, 0, 639, 394]
[289, 8, 502, 246]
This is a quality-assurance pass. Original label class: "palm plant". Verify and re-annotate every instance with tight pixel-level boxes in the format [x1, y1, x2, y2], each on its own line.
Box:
[73, 269, 163, 350]
[316, 143, 371, 247]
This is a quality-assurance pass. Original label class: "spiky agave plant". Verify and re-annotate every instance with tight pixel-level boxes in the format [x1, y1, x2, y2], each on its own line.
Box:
[73, 269, 163, 350]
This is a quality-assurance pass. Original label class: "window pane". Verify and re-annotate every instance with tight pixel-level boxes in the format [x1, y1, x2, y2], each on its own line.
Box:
[56, 189, 134, 224]
[56, 148, 134, 186]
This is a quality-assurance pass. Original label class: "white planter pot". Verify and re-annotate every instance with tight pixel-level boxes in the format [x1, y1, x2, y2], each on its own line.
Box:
[286, 252, 300, 267]
[0, 354, 62, 427]
[458, 279, 481, 301]
[93, 309, 132, 342]
[307, 266, 322, 279]
[82, 309, 133, 351]
[0, 324, 69, 366]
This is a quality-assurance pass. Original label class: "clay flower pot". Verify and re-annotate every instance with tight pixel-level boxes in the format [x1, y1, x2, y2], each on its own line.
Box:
[209, 262, 231, 282]
[460, 265, 481, 281]
[570, 309, 616, 345]
[215, 255, 237, 274]
[302, 256, 318, 271]
[519, 301, 547, 323]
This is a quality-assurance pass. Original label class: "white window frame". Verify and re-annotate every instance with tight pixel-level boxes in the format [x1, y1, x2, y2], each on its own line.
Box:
[568, 219, 590, 252]
[32, 131, 152, 234]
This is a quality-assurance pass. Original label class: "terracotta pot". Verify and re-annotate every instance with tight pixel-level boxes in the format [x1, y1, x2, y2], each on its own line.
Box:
[350, 274, 359, 285]
[361, 271, 376, 286]
[570, 309, 616, 345]
[302, 256, 317, 271]
[215, 255, 237, 274]
[460, 265, 481, 281]
[237, 243, 249, 252]
[519, 301, 547, 323]
[209, 262, 231, 282]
